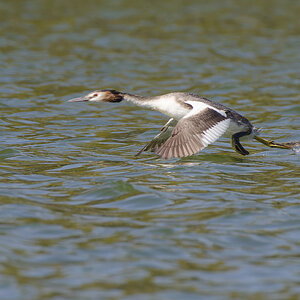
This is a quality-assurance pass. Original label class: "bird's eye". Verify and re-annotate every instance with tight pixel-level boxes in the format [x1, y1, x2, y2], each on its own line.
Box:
[93, 93, 98, 97]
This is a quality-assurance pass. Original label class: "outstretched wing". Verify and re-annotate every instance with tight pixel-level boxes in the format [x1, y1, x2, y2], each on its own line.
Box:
[136, 118, 178, 156]
[155, 107, 230, 159]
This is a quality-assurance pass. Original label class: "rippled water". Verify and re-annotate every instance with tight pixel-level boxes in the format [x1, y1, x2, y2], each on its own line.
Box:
[1, 0, 300, 299]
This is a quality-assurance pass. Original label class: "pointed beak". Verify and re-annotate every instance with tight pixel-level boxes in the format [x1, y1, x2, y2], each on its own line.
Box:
[67, 96, 89, 102]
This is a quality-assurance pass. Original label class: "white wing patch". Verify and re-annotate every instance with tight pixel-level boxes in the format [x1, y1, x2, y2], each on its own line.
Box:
[184, 100, 227, 118]
[201, 119, 231, 147]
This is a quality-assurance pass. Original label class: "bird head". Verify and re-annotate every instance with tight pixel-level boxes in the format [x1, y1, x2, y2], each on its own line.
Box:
[68, 89, 123, 103]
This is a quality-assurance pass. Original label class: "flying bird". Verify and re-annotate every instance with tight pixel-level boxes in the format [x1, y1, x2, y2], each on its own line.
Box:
[68, 89, 298, 158]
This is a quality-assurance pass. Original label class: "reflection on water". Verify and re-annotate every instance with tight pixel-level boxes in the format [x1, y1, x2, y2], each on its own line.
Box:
[0, 0, 299, 299]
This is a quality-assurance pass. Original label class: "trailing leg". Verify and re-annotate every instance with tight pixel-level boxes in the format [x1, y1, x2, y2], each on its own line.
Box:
[231, 132, 250, 155]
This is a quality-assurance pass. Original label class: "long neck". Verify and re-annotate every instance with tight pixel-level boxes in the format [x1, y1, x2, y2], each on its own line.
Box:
[119, 92, 191, 120]
[119, 92, 155, 107]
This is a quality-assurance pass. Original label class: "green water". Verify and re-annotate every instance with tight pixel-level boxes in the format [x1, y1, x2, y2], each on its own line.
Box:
[1, 0, 299, 299]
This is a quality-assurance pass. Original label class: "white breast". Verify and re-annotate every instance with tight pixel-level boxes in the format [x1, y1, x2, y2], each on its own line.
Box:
[147, 95, 191, 120]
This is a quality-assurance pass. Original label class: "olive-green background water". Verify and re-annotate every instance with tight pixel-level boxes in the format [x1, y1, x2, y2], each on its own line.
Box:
[0, 0, 299, 299]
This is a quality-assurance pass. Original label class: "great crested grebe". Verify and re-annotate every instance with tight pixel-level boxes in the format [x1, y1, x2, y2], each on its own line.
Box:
[68, 89, 297, 159]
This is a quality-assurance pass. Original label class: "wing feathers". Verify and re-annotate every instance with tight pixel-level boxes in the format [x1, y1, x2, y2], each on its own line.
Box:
[135, 118, 177, 156]
[155, 108, 230, 159]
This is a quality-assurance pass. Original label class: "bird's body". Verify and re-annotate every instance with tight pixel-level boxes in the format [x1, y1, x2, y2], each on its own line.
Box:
[68, 89, 260, 159]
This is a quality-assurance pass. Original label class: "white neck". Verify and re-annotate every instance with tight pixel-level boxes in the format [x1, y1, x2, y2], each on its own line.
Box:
[121, 93, 191, 120]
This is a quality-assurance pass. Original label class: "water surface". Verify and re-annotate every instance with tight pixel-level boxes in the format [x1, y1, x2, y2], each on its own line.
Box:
[0, 0, 300, 299]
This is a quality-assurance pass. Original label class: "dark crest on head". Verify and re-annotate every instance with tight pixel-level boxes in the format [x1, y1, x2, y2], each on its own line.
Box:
[100, 89, 123, 102]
